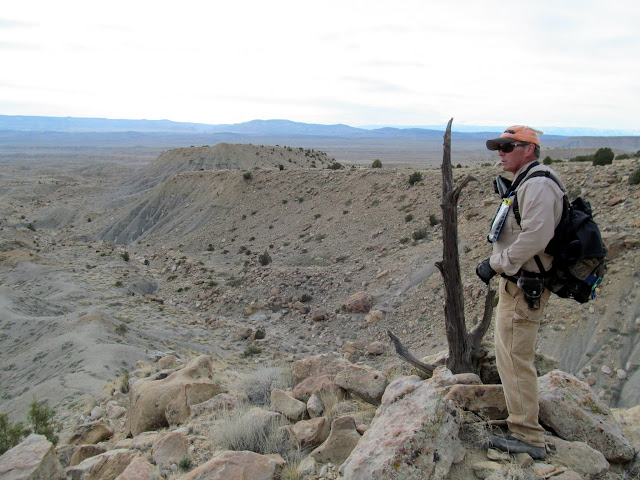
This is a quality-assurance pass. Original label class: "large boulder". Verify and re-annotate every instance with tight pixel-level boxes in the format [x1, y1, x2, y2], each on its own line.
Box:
[334, 364, 388, 405]
[340, 373, 462, 480]
[444, 384, 507, 420]
[151, 432, 189, 467]
[546, 435, 609, 480]
[310, 416, 361, 465]
[288, 417, 331, 447]
[291, 353, 351, 385]
[341, 292, 373, 313]
[67, 422, 113, 445]
[177, 450, 279, 480]
[125, 355, 217, 436]
[538, 370, 634, 463]
[69, 444, 107, 467]
[114, 455, 156, 480]
[66, 448, 137, 480]
[0, 434, 65, 480]
[165, 382, 224, 425]
[292, 375, 342, 402]
[270, 389, 306, 421]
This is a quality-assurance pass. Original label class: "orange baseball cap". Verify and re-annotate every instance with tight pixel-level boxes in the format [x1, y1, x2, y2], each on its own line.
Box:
[486, 125, 543, 150]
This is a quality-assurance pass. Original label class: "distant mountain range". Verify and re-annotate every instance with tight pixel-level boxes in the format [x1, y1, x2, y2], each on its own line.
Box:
[2, 114, 636, 138]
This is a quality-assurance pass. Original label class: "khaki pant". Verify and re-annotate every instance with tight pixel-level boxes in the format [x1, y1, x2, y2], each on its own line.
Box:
[495, 277, 551, 447]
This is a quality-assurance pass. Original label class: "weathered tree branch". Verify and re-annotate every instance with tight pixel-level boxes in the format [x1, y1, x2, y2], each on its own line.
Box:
[387, 330, 435, 376]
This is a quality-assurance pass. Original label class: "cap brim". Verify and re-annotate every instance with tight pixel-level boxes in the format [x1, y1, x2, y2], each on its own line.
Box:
[486, 137, 516, 151]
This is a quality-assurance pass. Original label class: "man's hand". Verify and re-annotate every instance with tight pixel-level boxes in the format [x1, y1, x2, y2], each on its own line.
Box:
[476, 259, 496, 284]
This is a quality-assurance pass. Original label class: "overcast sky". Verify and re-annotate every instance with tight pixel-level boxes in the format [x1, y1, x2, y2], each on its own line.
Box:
[1, 0, 639, 131]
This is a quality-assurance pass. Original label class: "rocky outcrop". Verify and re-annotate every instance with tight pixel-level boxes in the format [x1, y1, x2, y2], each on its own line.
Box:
[151, 432, 189, 467]
[334, 364, 388, 405]
[67, 422, 113, 445]
[310, 416, 361, 465]
[291, 353, 351, 385]
[165, 382, 224, 425]
[0, 434, 65, 480]
[177, 450, 279, 480]
[66, 448, 137, 480]
[340, 372, 462, 480]
[539, 370, 634, 463]
[288, 417, 331, 447]
[270, 389, 306, 421]
[125, 355, 217, 436]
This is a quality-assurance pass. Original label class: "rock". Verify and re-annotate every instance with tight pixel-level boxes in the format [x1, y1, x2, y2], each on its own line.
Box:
[152, 432, 189, 467]
[334, 364, 388, 405]
[190, 393, 240, 418]
[546, 435, 609, 479]
[291, 353, 352, 385]
[125, 355, 216, 436]
[291, 301, 309, 314]
[89, 406, 105, 420]
[538, 370, 634, 463]
[366, 341, 385, 355]
[341, 291, 373, 313]
[292, 374, 341, 402]
[444, 384, 508, 420]
[364, 310, 384, 324]
[106, 402, 127, 420]
[613, 405, 640, 451]
[616, 369, 627, 380]
[288, 417, 331, 447]
[177, 450, 278, 480]
[270, 389, 306, 421]
[311, 307, 327, 322]
[67, 422, 114, 445]
[69, 444, 108, 467]
[233, 326, 253, 340]
[0, 434, 65, 480]
[166, 381, 224, 425]
[66, 448, 137, 480]
[340, 375, 462, 480]
[157, 354, 179, 369]
[114, 455, 156, 480]
[307, 394, 324, 418]
[55, 444, 75, 469]
[298, 456, 316, 476]
[310, 416, 361, 465]
[471, 461, 503, 479]
[340, 341, 358, 362]
[486, 448, 510, 461]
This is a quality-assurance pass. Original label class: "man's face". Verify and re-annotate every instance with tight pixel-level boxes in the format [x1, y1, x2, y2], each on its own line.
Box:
[498, 142, 534, 175]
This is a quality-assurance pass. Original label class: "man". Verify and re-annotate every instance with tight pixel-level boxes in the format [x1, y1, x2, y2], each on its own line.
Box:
[476, 125, 565, 460]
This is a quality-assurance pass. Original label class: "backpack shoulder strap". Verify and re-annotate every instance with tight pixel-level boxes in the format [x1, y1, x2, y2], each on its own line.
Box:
[513, 169, 563, 226]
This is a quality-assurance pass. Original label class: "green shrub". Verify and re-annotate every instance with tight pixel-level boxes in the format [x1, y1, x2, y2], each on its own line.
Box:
[593, 147, 614, 166]
[569, 154, 594, 163]
[412, 228, 428, 241]
[328, 161, 343, 170]
[114, 280, 123, 287]
[115, 324, 128, 335]
[242, 345, 262, 357]
[120, 371, 130, 394]
[629, 168, 640, 185]
[254, 328, 266, 340]
[27, 398, 60, 445]
[243, 171, 252, 179]
[259, 251, 272, 266]
[121, 251, 130, 262]
[371, 159, 382, 168]
[543, 156, 554, 165]
[429, 214, 440, 226]
[300, 293, 312, 303]
[179, 457, 192, 471]
[0, 414, 29, 454]
[408, 171, 423, 185]
[26, 223, 35, 231]
[404, 214, 413, 222]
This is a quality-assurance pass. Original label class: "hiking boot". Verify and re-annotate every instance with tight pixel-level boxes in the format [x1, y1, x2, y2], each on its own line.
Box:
[488, 435, 547, 460]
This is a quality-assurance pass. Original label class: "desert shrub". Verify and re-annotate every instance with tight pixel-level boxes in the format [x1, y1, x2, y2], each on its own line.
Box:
[115, 324, 128, 335]
[629, 168, 640, 185]
[242, 345, 262, 357]
[114, 281, 123, 287]
[179, 457, 192, 471]
[616, 153, 632, 160]
[542, 156, 554, 165]
[569, 154, 594, 163]
[300, 293, 312, 303]
[371, 159, 382, 168]
[239, 366, 292, 406]
[119, 371, 130, 394]
[328, 161, 343, 170]
[26, 223, 36, 231]
[0, 414, 29, 454]
[254, 328, 266, 340]
[278, 164, 284, 170]
[121, 251, 130, 262]
[408, 171, 423, 185]
[27, 398, 60, 445]
[429, 214, 440, 226]
[211, 403, 299, 461]
[259, 251, 272, 266]
[243, 171, 252, 180]
[399, 237, 410, 244]
[593, 147, 614, 166]
[412, 228, 428, 241]
[404, 213, 413, 222]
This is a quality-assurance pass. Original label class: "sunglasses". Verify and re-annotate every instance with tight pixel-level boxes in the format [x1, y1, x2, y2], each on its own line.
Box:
[497, 143, 529, 153]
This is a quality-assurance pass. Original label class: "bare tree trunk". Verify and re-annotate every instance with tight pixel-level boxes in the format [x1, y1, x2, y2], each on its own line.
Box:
[390, 118, 495, 376]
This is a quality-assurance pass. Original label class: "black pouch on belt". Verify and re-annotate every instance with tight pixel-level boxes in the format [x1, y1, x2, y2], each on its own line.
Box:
[516, 277, 544, 310]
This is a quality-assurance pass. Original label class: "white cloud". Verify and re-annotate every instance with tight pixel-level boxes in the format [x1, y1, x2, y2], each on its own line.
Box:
[0, 0, 638, 129]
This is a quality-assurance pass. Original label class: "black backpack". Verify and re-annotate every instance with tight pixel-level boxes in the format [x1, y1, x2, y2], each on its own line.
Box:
[510, 167, 607, 303]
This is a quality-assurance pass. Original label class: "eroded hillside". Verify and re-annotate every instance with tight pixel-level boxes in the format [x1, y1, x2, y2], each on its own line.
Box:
[1, 143, 639, 426]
